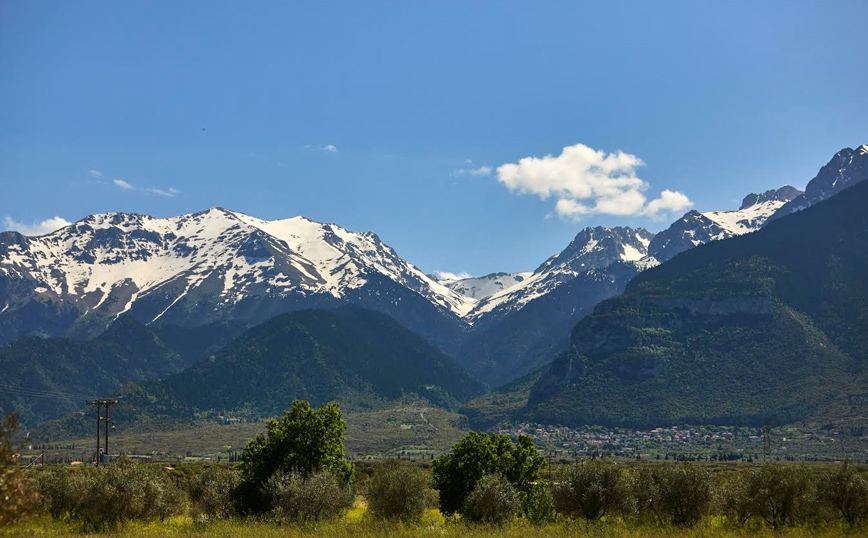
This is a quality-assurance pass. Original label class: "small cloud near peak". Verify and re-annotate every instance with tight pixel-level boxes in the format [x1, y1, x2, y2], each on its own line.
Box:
[496, 143, 692, 221]
[434, 270, 472, 281]
[2, 216, 71, 236]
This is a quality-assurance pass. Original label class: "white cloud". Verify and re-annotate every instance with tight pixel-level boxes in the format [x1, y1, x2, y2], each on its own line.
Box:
[643, 190, 693, 219]
[434, 271, 472, 281]
[89, 169, 103, 177]
[452, 165, 492, 177]
[496, 143, 692, 221]
[113, 179, 179, 197]
[146, 187, 180, 197]
[304, 144, 338, 153]
[2, 216, 71, 236]
[452, 159, 492, 177]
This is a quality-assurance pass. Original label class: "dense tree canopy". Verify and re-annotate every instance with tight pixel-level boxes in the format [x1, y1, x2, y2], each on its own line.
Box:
[432, 431, 545, 516]
[235, 401, 354, 513]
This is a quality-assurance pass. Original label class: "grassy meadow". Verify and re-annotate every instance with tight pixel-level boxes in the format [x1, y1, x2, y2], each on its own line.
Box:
[5, 511, 862, 538]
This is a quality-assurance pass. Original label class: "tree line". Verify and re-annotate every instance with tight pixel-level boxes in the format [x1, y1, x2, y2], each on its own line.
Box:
[3, 403, 868, 530]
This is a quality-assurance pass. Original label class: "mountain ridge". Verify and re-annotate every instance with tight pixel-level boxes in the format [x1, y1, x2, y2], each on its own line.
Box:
[523, 176, 868, 428]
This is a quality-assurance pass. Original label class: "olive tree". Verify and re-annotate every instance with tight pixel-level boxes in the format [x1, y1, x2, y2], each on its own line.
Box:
[365, 460, 435, 521]
[552, 460, 631, 520]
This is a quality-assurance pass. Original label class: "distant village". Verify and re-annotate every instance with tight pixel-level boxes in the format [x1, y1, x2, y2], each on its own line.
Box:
[495, 423, 863, 462]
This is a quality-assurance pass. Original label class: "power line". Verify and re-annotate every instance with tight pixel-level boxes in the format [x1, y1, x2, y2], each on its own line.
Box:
[0, 383, 85, 399]
[0, 384, 84, 407]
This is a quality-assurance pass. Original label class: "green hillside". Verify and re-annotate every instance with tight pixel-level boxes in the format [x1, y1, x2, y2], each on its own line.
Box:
[524, 179, 868, 428]
[36, 306, 484, 440]
[0, 316, 244, 429]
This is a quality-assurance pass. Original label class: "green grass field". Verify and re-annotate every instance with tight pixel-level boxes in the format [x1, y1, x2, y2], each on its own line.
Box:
[23, 406, 468, 464]
[4, 513, 859, 538]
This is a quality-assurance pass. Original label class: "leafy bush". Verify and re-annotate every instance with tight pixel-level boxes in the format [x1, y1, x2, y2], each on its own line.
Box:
[235, 400, 355, 514]
[552, 460, 630, 520]
[520, 480, 556, 524]
[719, 472, 753, 525]
[264, 471, 353, 523]
[432, 432, 544, 516]
[32, 467, 87, 520]
[0, 413, 38, 525]
[35, 458, 185, 531]
[188, 465, 240, 520]
[365, 460, 434, 521]
[462, 474, 522, 525]
[746, 463, 812, 529]
[635, 464, 711, 526]
[816, 461, 868, 527]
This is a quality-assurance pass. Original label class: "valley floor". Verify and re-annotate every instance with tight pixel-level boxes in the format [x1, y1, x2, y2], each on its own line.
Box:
[23, 406, 469, 465]
[24, 408, 868, 465]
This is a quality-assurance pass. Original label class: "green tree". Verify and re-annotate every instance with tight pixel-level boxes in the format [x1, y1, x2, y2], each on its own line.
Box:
[817, 461, 868, 526]
[746, 463, 812, 529]
[264, 471, 353, 523]
[462, 474, 522, 525]
[188, 465, 240, 520]
[432, 431, 545, 516]
[365, 460, 435, 521]
[552, 460, 631, 520]
[635, 464, 711, 527]
[234, 400, 354, 513]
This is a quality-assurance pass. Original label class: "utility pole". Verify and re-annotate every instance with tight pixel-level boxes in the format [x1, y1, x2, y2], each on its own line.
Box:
[86, 399, 118, 466]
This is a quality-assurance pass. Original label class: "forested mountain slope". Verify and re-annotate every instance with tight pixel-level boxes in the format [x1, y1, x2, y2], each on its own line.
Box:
[526, 178, 868, 428]
[36, 306, 484, 440]
[0, 317, 244, 428]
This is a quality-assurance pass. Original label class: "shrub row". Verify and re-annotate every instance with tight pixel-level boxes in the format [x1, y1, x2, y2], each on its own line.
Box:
[23, 459, 868, 529]
[545, 460, 868, 528]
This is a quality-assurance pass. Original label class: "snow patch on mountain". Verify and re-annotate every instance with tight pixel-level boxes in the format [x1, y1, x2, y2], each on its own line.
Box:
[646, 186, 802, 264]
[0, 209, 478, 327]
[466, 226, 654, 321]
[439, 272, 533, 300]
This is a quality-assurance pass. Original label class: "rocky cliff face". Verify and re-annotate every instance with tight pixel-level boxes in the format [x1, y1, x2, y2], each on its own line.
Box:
[768, 144, 868, 222]
[647, 185, 802, 264]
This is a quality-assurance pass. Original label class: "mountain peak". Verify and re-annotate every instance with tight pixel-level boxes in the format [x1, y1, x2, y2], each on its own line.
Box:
[739, 185, 803, 210]
[767, 142, 868, 223]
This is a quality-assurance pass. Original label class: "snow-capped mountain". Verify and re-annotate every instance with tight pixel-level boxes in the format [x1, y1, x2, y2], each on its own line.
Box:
[0, 208, 475, 344]
[466, 226, 654, 323]
[438, 272, 532, 301]
[767, 144, 868, 223]
[646, 185, 803, 264]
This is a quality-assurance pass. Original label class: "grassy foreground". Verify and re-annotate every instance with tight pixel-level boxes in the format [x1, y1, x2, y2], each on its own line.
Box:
[3, 515, 859, 538]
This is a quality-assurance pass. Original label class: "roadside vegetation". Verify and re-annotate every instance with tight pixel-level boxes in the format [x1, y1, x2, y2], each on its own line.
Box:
[3, 406, 868, 536]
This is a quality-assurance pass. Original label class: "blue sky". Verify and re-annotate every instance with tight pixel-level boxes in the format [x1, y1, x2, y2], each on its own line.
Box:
[1, 1, 866, 276]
